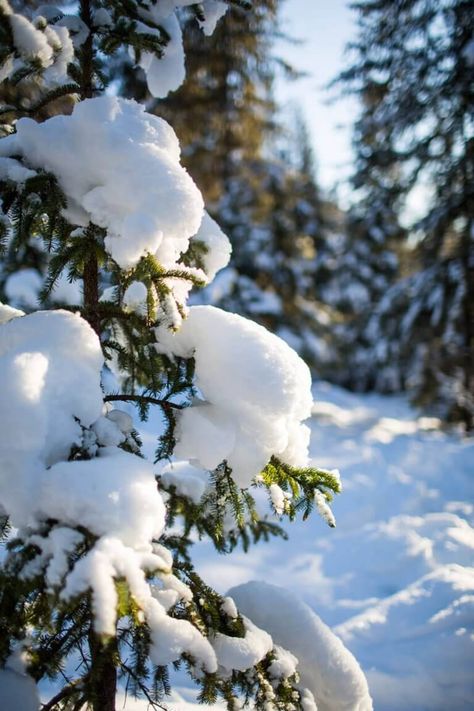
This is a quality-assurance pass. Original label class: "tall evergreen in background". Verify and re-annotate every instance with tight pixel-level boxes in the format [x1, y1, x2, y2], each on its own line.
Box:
[128, 2, 334, 366]
[335, 0, 474, 427]
[326, 69, 406, 391]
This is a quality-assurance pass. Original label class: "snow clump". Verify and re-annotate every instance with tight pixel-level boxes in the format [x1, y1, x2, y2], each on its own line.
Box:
[135, 1, 229, 98]
[211, 616, 273, 673]
[0, 0, 74, 87]
[0, 96, 205, 270]
[155, 305, 313, 487]
[160, 460, 210, 504]
[229, 581, 373, 711]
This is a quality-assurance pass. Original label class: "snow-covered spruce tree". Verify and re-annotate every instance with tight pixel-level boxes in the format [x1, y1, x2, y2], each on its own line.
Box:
[0, 2, 356, 710]
[215, 111, 337, 371]
[334, 0, 474, 426]
[325, 55, 405, 391]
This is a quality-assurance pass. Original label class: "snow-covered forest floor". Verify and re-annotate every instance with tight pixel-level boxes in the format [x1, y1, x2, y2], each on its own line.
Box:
[36, 382, 473, 711]
[163, 382, 474, 711]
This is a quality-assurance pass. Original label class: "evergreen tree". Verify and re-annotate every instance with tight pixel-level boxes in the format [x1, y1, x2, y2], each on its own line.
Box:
[334, 0, 474, 426]
[219, 111, 337, 370]
[137, 8, 334, 368]
[0, 2, 346, 710]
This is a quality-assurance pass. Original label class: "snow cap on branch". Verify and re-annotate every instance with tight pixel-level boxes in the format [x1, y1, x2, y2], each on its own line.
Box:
[0, 96, 204, 270]
[229, 581, 373, 711]
[0, 309, 103, 526]
[155, 305, 313, 487]
[0, 1, 74, 87]
[135, 0, 229, 97]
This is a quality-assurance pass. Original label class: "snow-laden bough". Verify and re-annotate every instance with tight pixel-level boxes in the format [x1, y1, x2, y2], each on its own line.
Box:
[0, 309, 220, 671]
[155, 305, 313, 487]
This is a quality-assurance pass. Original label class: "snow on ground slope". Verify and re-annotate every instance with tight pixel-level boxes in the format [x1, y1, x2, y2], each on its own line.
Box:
[187, 382, 474, 711]
[36, 383, 473, 710]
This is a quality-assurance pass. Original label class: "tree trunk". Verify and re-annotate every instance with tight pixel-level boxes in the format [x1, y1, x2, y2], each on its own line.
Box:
[88, 632, 117, 711]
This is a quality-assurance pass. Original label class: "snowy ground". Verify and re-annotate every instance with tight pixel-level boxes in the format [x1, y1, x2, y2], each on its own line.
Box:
[167, 382, 474, 710]
[32, 382, 473, 710]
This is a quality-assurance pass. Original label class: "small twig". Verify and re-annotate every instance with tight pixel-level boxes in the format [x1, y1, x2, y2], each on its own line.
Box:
[104, 394, 184, 410]
[119, 661, 168, 711]
[40, 679, 83, 711]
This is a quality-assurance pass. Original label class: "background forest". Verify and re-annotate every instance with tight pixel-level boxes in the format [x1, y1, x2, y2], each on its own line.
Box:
[0, 1, 473, 710]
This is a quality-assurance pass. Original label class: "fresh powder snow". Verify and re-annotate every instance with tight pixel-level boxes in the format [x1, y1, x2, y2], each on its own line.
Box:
[0, 96, 204, 270]
[155, 305, 313, 487]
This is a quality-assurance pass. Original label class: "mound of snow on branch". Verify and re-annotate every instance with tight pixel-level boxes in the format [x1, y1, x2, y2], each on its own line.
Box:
[0, 310, 103, 526]
[0, 96, 205, 270]
[155, 305, 313, 487]
[135, 1, 229, 98]
[1, 1, 74, 87]
[229, 581, 373, 711]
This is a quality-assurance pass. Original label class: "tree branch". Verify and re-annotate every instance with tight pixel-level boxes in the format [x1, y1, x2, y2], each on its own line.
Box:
[104, 393, 185, 410]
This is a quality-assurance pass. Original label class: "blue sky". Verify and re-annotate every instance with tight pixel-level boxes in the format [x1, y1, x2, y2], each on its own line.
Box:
[275, 0, 358, 199]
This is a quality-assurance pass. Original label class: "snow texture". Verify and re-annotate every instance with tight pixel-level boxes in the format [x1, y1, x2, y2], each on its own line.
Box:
[0, 668, 39, 711]
[199, 1, 228, 36]
[0, 300, 24, 324]
[186, 383, 473, 710]
[229, 581, 373, 711]
[138, 12, 185, 99]
[4, 268, 42, 309]
[1, 2, 74, 87]
[155, 305, 313, 487]
[0, 310, 103, 527]
[191, 211, 232, 281]
[0, 96, 204, 270]
[160, 460, 210, 504]
[135, 1, 228, 97]
[211, 616, 273, 673]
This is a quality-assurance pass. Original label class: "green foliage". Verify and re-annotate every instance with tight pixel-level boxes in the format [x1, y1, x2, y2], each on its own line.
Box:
[162, 462, 288, 556]
[261, 456, 341, 522]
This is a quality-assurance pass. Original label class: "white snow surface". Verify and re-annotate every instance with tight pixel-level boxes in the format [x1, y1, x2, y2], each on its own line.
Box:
[160, 460, 210, 504]
[0, 668, 39, 711]
[138, 11, 186, 99]
[191, 211, 232, 281]
[172, 383, 474, 711]
[229, 581, 373, 711]
[0, 300, 24, 324]
[29, 383, 474, 710]
[135, 1, 228, 97]
[1, 2, 73, 87]
[211, 615, 273, 673]
[199, 1, 228, 36]
[0, 96, 204, 270]
[0, 310, 103, 526]
[155, 305, 313, 487]
[4, 268, 42, 309]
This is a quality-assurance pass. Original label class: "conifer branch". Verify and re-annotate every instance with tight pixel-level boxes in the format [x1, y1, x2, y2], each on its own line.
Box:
[104, 393, 185, 410]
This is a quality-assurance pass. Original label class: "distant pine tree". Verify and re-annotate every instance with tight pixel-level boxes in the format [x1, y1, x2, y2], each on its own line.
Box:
[334, 0, 474, 427]
[133, 9, 336, 368]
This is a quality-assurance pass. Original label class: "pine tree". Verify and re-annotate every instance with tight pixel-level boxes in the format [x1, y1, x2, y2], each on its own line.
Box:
[0, 2, 344, 710]
[133, 8, 334, 368]
[334, 0, 474, 426]
[221, 111, 337, 370]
